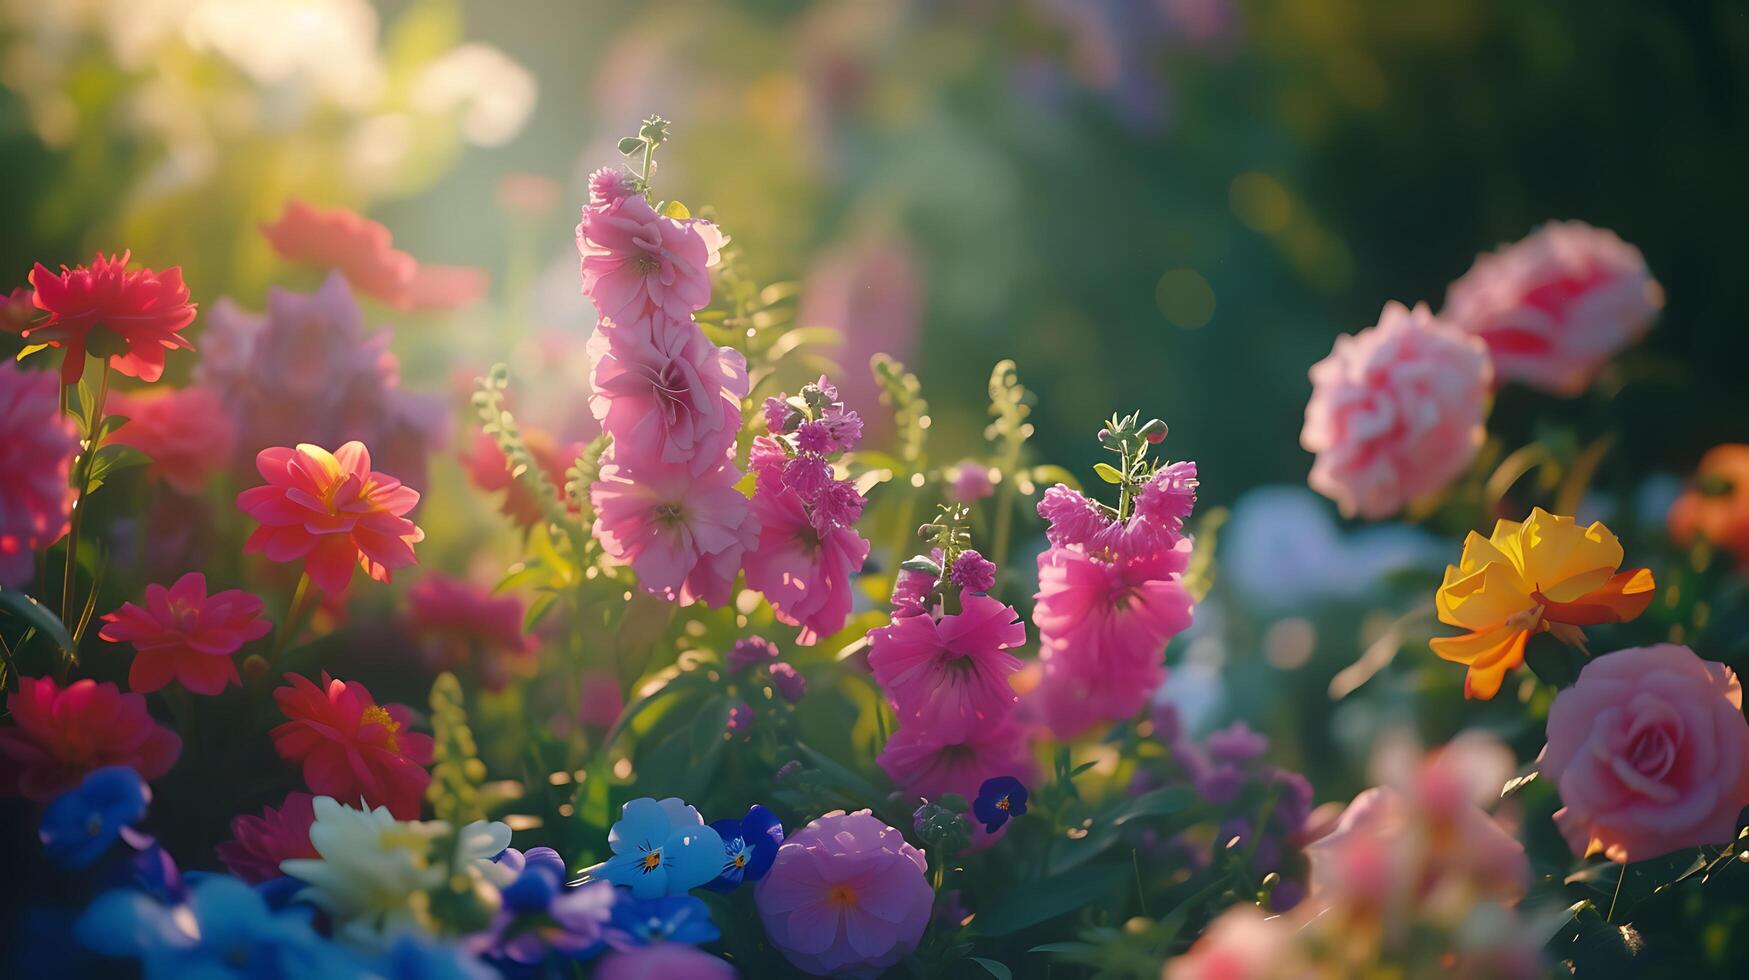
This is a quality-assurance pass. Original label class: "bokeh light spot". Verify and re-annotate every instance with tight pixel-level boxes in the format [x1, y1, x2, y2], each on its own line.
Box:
[1155, 269, 1216, 329]
[1229, 172, 1292, 234]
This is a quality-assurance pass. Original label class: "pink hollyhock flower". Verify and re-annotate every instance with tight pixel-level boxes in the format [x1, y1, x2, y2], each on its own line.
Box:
[1542, 644, 1749, 863]
[1444, 220, 1662, 396]
[24, 251, 197, 384]
[97, 572, 271, 695]
[946, 461, 994, 503]
[876, 716, 1036, 803]
[461, 428, 580, 528]
[237, 441, 425, 594]
[1300, 301, 1492, 520]
[0, 677, 181, 801]
[576, 192, 725, 322]
[405, 575, 537, 690]
[215, 791, 319, 884]
[755, 809, 932, 978]
[0, 362, 78, 586]
[270, 672, 434, 819]
[743, 485, 871, 645]
[1037, 484, 1112, 550]
[587, 315, 748, 475]
[1030, 545, 1195, 738]
[591, 457, 755, 607]
[597, 945, 737, 980]
[105, 386, 237, 495]
[588, 167, 635, 206]
[868, 591, 1024, 742]
[1163, 904, 1307, 980]
[578, 671, 624, 731]
[261, 200, 488, 312]
[948, 550, 997, 594]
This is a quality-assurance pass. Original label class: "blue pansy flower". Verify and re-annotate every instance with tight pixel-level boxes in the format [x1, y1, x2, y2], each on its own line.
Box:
[704, 804, 784, 892]
[481, 847, 615, 966]
[40, 766, 151, 868]
[973, 776, 1029, 833]
[75, 874, 357, 978]
[605, 894, 720, 949]
[598, 797, 724, 899]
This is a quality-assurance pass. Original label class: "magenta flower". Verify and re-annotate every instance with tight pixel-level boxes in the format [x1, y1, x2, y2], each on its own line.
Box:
[743, 485, 870, 645]
[591, 458, 755, 608]
[215, 791, 319, 884]
[105, 386, 238, 496]
[587, 315, 748, 476]
[1031, 545, 1194, 739]
[0, 362, 78, 587]
[98, 572, 272, 695]
[1444, 220, 1662, 396]
[876, 716, 1036, 804]
[576, 192, 725, 322]
[0, 677, 181, 801]
[1300, 301, 1492, 520]
[868, 591, 1024, 743]
[755, 809, 932, 978]
[405, 574, 537, 690]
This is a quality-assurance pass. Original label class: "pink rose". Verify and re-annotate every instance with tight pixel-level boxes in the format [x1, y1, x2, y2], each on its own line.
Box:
[1443, 220, 1662, 396]
[1300, 301, 1492, 520]
[1543, 644, 1749, 862]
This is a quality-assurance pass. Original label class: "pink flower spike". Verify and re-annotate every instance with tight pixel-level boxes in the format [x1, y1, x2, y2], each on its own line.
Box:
[237, 441, 424, 594]
[868, 591, 1024, 743]
[743, 485, 870, 645]
[576, 194, 724, 322]
[590, 457, 755, 608]
[98, 572, 271, 695]
[587, 314, 748, 477]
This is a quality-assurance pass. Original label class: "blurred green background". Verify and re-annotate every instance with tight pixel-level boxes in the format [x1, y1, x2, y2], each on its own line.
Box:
[2, 0, 1746, 510]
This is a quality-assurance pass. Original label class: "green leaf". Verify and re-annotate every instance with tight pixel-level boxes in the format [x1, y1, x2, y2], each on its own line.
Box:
[1028, 942, 1099, 955]
[1113, 786, 1197, 826]
[969, 957, 1011, 980]
[523, 591, 558, 633]
[1093, 462, 1123, 484]
[617, 136, 646, 155]
[795, 742, 886, 806]
[85, 443, 151, 491]
[972, 865, 1126, 936]
[690, 696, 730, 758]
[0, 589, 77, 661]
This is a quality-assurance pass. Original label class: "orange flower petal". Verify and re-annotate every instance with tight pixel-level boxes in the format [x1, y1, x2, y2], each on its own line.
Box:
[1534, 567, 1655, 626]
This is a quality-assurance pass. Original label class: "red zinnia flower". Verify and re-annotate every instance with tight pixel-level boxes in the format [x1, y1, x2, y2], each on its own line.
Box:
[23, 251, 197, 385]
[270, 672, 433, 819]
[98, 572, 272, 695]
[216, 791, 320, 884]
[237, 441, 425, 594]
[0, 676, 181, 800]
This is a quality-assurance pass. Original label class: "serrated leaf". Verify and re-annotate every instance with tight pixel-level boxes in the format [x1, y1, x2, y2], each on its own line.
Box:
[1093, 462, 1123, 484]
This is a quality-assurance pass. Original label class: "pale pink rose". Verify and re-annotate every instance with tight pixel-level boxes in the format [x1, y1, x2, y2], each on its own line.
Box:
[1163, 904, 1307, 980]
[0, 362, 78, 586]
[575, 194, 724, 323]
[591, 457, 755, 608]
[587, 315, 748, 476]
[1444, 220, 1662, 396]
[1300, 301, 1492, 520]
[1305, 731, 1528, 919]
[1543, 644, 1749, 862]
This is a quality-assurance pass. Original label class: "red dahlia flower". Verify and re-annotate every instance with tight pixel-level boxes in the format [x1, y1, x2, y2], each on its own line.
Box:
[0, 677, 181, 800]
[237, 441, 424, 594]
[24, 251, 197, 385]
[216, 791, 320, 883]
[270, 672, 433, 819]
[98, 572, 272, 695]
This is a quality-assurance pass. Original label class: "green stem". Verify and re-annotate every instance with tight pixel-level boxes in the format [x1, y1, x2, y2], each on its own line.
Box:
[60, 358, 111, 646]
[266, 572, 314, 674]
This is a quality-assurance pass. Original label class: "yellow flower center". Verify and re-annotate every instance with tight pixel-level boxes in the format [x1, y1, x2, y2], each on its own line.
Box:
[642, 850, 663, 872]
[996, 796, 1011, 812]
[828, 884, 858, 907]
[360, 704, 400, 751]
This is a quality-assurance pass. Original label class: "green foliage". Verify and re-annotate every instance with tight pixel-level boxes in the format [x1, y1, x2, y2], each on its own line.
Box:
[427, 672, 486, 827]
